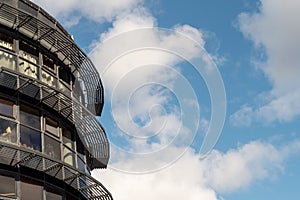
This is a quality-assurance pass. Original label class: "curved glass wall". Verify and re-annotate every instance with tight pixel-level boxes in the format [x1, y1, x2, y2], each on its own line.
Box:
[0, 97, 89, 172]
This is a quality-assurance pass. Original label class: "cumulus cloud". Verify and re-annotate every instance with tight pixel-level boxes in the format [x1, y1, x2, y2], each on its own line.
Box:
[232, 0, 300, 125]
[32, 0, 142, 25]
[93, 140, 300, 199]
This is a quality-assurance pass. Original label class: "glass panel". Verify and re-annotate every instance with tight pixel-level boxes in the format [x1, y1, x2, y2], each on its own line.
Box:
[45, 117, 59, 137]
[43, 54, 55, 71]
[41, 69, 57, 87]
[63, 146, 75, 167]
[0, 33, 13, 50]
[20, 104, 40, 129]
[62, 128, 74, 150]
[0, 98, 14, 117]
[0, 118, 17, 144]
[58, 66, 70, 84]
[0, 50, 15, 70]
[77, 156, 85, 172]
[0, 175, 15, 198]
[76, 138, 85, 160]
[19, 41, 38, 62]
[21, 178, 43, 200]
[46, 191, 63, 200]
[20, 125, 41, 151]
[19, 58, 38, 79]
[44, 135, 61, 160]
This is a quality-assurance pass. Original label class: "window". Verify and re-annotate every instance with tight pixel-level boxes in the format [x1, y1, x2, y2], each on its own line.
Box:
[62, 128, 74, 150]
[19, 41, 38, 63]
[20, 125, 41, 151]
[76, 137, 85, 160]
[77, 156, 85, 172]
[43, 54, 55, 71]
[0, 98, 14, 118]
[21, 178, 43, 200]
[58, 66, 71, 84]
[46, 191, 63, 200]
[20, 104, 40, 130]
[0, 118, 17, 144]
[0, 32, 13, 50]
[0, 175, 15, 198]
[45, 117, 59, 137]
[0, 50, 16, 70]
[44, 135, 61, 160]
[63, 146, 75, 167]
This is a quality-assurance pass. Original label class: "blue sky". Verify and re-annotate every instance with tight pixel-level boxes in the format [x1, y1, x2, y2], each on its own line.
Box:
[33, 0, 300, 199]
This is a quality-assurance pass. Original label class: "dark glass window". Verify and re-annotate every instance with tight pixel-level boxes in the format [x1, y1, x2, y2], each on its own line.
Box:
[20, 125, 41, 151]
[21, 178, 43, 200]
[76, 137, 85, 160]
[45, 117, 59, 137]
[0, 118, 17, 144]
[62, 128, 74, 150]
[20, 104, 40, 130]
[43, 54, 55, 71]
[0, 32, 13, 50]
[78, 156, 85, 172]
[0, 99, 14, 118]
[44, 135, 61, 160]
[0, 175, 15, 198]
[19, 41, 38, 57]
[58, 66, 70, 84]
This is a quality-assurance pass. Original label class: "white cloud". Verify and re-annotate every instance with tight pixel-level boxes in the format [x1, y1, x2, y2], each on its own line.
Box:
[233, 0, 300, 125]
[93, 140, 300, 199]
[32, 0, 142, 25]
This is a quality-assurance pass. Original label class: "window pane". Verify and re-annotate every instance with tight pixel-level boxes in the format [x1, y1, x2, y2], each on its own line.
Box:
[20, 125, 41, 151]
[62, 128, 74, 150]
[0, 98, 14, 117]
[21, 179, 43, 200]
[0, 175, 15, 198]
[20, 104, 40, 129]
[63, 146, 75, 167]
[43, 54, 55, 71]
[45, 117, 59, 137]
[0, 32, 13, 50]
[0, 50, 16, 70]
[76, 138, 85, 160]
[0, 118, 17, 144]
[44, 135, 61, 160]
[46, 191, 63, 200]
[77, 156, 85, 172]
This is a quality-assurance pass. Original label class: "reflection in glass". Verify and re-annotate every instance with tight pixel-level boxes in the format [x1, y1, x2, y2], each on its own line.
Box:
[41, 69, 57, 87]
[0, 175, 15, 198]
[19, 58, 38, 79]
[0, 98, 14, 117]
[45, 117, 59, 137]
[44, 135, 61, 160]
[0, 118, 16, 144]
[20, 125, 41, 151]
[0, 50, 15, 70]
[20, 104, 40, 129]
[63, 146, 75, 167]
[62, 128, 74, 150]
[78, 156, 85, 172]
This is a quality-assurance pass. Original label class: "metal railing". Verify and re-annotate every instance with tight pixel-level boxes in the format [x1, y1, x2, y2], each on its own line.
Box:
[0, 142, 113, 200]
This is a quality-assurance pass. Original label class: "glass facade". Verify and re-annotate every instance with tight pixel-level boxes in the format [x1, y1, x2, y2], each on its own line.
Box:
[0, 1, 111, 199]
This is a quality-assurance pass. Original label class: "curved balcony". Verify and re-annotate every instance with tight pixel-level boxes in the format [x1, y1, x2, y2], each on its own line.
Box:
[0, 0, 104, 116]
[0, 142, 113, 200]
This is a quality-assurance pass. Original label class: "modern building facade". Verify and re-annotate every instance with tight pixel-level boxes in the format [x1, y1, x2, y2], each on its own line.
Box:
[0, 0, 112, 199]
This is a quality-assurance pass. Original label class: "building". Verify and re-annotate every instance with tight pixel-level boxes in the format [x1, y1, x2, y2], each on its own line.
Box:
[0, 0, 112, 199]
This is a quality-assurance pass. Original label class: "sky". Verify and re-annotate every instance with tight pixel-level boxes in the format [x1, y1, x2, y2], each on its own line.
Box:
[32, 0, 300, 199]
